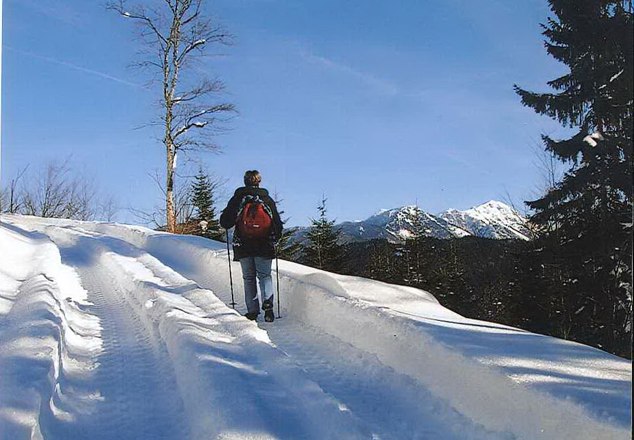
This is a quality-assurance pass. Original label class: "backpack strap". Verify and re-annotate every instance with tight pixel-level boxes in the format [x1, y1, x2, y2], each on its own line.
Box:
[237, 195, 273, 220]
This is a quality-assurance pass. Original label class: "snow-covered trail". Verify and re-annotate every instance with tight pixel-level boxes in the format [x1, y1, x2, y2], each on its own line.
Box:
[1, 215, 631, 440]
[132, 229, 631, 440]
[134, 234, 506, 440]
[0, 220, 507, 440]
[55, 234, 190, 440]
[1, 221, 374, 439]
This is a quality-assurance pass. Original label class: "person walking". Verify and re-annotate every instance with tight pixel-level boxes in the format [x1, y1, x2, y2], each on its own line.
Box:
[220, 170, 283, 322]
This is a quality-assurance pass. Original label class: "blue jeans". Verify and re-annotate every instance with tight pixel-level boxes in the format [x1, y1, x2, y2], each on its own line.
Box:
[239, 257, 273, 315]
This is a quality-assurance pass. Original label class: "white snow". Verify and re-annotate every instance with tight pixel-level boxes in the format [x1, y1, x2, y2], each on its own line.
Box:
[441, 201, 532, 241]
[583, 132, 605, 147]
[0, 214, 631, 440]
[609, 69, 624, 83]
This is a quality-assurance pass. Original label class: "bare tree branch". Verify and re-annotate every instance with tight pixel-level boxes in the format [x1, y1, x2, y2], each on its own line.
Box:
[108, 1, 168, 47]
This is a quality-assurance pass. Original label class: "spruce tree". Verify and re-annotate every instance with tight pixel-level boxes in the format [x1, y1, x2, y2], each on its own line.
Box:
[302, 197, 345, 272]
[515, 0, 632, 356]
[406, 206, 428, 284]
[277, 227, 302, 261]
[190, 168, 222, 240]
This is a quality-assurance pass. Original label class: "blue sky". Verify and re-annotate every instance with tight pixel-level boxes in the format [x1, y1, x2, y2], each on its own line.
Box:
[2, 0, 567, 226]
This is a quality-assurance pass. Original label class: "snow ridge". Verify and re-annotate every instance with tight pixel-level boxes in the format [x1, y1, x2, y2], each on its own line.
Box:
[439, 200, 532, 241]
[333, 200, 528, 243]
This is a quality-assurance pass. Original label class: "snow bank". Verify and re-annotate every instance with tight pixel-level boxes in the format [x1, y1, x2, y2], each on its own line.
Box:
[0, 223, 102, 439]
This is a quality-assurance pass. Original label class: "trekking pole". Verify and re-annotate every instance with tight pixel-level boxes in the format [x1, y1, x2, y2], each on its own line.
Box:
[226, 230, 236, 308]
[275, 245, 281, 319]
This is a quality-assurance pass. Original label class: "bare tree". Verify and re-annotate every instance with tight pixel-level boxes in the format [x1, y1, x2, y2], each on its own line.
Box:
[529, 135, 565, 201]
[109, 0, 235, 233]
[98, 195, 120, 222]
[14, 160, 117, 222]
[21, 161, 97, 220]
[0, 166, 28, 214]
[129, 169, 195, 230]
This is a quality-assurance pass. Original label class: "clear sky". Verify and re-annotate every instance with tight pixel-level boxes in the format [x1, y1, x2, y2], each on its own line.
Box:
[2, 0, 568, 227]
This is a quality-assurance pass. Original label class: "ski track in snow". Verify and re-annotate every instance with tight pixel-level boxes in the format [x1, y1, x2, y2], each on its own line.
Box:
[0, 223, 190, 439]
[67, 254, 189, 440]
[1, 216, 631, 440]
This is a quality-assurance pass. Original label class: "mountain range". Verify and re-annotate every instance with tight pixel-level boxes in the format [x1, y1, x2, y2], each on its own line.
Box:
[294, 200, 532, 243]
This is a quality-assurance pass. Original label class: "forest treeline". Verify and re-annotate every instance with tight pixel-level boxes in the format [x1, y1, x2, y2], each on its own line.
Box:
[338, 236, 631, 359]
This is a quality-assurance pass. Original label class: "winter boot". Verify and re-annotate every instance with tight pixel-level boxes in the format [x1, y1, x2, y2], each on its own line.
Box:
[262, 298, 275, 322]
[264, 309, 275, 322]
[244, 312, 259, 321]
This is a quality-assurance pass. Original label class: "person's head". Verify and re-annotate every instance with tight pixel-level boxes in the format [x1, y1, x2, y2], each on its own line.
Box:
[244, 170, 262, 187]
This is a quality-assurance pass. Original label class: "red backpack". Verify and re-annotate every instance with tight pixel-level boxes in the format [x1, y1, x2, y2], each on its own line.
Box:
[237, 198, 273, 239]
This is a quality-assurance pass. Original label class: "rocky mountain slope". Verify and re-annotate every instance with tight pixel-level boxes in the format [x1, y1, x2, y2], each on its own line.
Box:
[296, 201, 531, 244]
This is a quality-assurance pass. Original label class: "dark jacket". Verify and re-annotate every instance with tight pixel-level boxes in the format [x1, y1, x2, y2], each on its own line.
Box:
[220, 186, 283, 261]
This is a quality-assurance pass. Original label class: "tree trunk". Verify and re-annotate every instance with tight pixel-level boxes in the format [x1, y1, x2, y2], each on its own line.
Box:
[164, 5, 180, 233]
[166, 145, 176, 233]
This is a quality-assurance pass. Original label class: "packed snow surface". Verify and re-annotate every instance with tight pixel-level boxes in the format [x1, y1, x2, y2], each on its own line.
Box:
[0, 215, 631, 440]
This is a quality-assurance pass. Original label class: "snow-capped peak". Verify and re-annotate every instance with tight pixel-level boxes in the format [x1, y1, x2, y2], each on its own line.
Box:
[295, 201, 531, 244]
[440, 200, 531, 241]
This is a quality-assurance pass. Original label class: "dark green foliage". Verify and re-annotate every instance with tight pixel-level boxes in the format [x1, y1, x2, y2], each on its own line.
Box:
[345, 237, 526, 328]
[277, 226, 303, 260]
[402, 207, 428, 285]
[301, 198, 345, 271]
[189, 168, 223, 240]
[514, 0, 632, 357]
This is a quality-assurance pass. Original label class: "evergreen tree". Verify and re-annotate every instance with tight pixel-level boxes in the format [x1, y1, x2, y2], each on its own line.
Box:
[277, 226, 302, 261]
[405, 206, 428, 284]
[302, 197, 345, 272]
[367, 240, 401, 284]
[190, 168, 223, 240]
[515, 0, 632, 356]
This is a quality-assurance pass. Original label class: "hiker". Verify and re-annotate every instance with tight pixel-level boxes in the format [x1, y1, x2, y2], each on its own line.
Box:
[220, 170, 283, 322]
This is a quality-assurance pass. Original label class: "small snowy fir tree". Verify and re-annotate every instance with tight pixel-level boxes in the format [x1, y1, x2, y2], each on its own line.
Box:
[302, 197, 344, 272]
[190, 168, 222, 240]
[515, 0, 632, 356]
